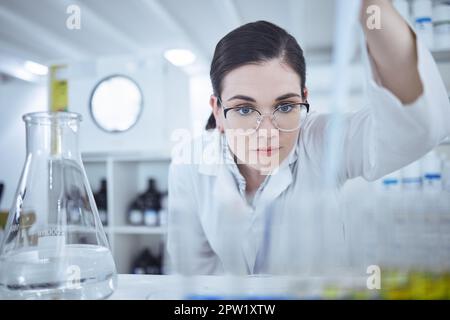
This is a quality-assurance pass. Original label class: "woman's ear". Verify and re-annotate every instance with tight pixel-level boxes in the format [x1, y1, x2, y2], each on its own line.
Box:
[209, 95, 224, 133]
[302, 87, 309, 102]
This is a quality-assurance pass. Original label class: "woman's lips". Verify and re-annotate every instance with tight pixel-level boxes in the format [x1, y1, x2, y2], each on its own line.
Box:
[254, 147, 280, 156]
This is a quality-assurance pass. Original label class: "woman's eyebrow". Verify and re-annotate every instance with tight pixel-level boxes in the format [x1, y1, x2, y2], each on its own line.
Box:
[226, 93, 301, 103]
[227, 95, 256, 102]
[275, 93, 301, 101]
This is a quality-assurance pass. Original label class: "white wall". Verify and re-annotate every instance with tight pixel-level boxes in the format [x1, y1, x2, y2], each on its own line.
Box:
[0, 79, 47, 209]
[69, 56, 190, 155]
[190, 74, 213, 137]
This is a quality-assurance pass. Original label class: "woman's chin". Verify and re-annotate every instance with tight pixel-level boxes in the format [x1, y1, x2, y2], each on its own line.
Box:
[249, 156, 284, 175]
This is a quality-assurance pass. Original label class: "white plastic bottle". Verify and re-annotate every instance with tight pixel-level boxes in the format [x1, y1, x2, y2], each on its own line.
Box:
[393, 0, 411, 25]
[412, 0, 434, 49]
[421, 150, 443, 192]
[401, 160, 423, 191]
[433, 2, 450, 50]
[377, 170, 402, 269]
[442, 155, 450, 192]
[400, 160, 424, 270]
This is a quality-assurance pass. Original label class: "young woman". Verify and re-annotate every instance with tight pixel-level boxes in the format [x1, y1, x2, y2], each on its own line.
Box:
[167, 0, 450, 275]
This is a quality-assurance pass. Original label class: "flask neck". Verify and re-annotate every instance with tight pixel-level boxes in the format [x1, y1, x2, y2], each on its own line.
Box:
[23, 112, 82, 159]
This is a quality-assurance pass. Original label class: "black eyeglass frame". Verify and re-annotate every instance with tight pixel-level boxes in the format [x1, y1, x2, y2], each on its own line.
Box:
[216, 96, 310, 132]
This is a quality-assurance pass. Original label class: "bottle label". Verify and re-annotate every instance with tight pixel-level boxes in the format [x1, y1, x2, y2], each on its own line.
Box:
[144, 210, 158, 226]
[99, 209, 107, 224]
[69, 209, 81, 223]
[129, 210, 143, 225]
[415, 17, 432, 24]
[133, 267, 146, 275]
[49, 65, 68, 112]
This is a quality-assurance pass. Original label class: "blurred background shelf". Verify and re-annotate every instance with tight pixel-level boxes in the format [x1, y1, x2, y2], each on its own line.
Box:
[112, 226, 167, 235]
[440, 136, 450, 145]
[83, 151, 170, 274]
[431, 49, 450, 62]
[82, 152, 172, 163]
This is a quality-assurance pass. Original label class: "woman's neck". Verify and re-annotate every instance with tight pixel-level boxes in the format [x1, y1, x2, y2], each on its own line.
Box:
[237, 163, 267, 196]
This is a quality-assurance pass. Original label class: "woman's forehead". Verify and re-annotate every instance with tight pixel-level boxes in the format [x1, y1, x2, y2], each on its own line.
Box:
[221, 59, 302, 102]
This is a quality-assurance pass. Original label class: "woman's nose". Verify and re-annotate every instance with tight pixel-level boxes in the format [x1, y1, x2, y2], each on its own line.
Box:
[257, 114, 277, 131]
[256, 117, 279, 140]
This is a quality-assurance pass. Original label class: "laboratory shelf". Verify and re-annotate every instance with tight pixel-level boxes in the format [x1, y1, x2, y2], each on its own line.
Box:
[440, 136, 450, 145]
[431, 49, 450, 63]
[81, 156, 108, 163]
[82, 151, 171, 163]
[112, 226, 167, 235]
[82, 151, 171, 274]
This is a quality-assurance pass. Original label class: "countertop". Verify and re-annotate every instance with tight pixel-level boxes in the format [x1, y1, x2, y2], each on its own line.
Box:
[108, 274, 369, 300]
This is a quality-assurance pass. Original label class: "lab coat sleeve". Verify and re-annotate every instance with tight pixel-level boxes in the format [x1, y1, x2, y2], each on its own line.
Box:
[305, 34, 450, 183]
[167, 161, 223, 275]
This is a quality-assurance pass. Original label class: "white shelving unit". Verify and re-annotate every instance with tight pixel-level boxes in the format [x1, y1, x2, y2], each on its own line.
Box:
[441, 136, 450, 146]
[431, 49, 450, 63]
[82, 151, 171, 274]
[432, 48, 450, 149]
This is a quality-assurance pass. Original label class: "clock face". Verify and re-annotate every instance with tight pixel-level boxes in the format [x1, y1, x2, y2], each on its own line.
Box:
[90, 75, 143, 133]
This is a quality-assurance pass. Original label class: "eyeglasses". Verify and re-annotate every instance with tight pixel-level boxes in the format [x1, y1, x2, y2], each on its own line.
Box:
[217, 97, 309, 134]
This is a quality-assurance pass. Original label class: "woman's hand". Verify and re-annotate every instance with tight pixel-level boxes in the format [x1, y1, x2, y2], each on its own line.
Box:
[360, 0, 423, 105]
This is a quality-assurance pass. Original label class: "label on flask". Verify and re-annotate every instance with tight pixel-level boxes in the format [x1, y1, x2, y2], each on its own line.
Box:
[38, 227, 66, 259]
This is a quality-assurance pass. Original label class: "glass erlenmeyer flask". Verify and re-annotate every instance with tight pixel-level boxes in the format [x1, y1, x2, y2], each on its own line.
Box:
[0, 112, 117, 299]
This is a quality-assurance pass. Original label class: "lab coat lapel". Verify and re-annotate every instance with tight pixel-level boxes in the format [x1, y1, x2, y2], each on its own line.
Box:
[258, 163, 294, 212]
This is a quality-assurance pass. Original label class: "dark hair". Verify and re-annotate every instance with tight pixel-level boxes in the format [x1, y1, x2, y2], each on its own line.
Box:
[206, 20, 306, 130]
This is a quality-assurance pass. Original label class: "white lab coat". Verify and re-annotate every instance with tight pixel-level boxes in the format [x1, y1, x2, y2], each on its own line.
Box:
[167, 35, 450, 276]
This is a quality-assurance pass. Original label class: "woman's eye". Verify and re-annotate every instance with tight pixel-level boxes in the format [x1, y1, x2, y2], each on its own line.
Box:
[236, 106, 254, 116]
[278, 104, 293, 113]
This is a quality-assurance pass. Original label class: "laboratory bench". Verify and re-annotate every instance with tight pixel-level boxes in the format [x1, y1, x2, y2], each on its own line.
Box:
[109, 274, 371, 300]
[109, 272, 450, 300]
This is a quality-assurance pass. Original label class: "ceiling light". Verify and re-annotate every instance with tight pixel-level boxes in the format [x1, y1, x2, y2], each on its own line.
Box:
[164, 49, 196, 67]
[24, 60, 48, 76]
